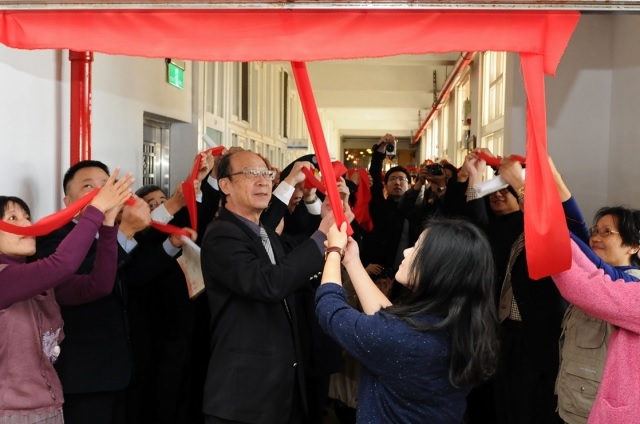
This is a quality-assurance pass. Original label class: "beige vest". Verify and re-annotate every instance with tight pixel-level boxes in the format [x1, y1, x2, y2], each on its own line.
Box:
[555, 268, 640, 424]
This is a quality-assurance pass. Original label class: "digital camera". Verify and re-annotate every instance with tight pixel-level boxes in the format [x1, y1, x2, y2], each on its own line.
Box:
[426, 163, 443, 176]
[384, 142, 397, 157]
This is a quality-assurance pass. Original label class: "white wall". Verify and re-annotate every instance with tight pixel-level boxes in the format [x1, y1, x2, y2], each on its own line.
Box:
[609, 14, 640, 208]
[0, 47, 194, 219]
[0, 47, 66, 220]
[506, 13, 615, 221]
[91, 54, 194, 191]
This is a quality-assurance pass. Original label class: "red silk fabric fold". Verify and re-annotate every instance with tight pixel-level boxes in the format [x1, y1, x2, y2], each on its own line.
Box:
[520, 54, 571, 279]
[301, 161, 348, 193]
[292, 62, 352, 236]
[353, 168, 373, 233]
[0, 9, 580, 277]
[181, 146, 225, 231]
[0, 191, 190, 238]
[476, 152, 526, 168]
[0, 190, 99, 236]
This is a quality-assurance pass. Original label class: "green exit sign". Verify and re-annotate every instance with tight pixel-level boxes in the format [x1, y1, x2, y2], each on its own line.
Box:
[167, 60, 185, 89]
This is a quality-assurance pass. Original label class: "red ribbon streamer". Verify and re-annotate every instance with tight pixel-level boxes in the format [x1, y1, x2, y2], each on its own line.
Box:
[520, 54, 571, 279]
[0, 189, 99, 237]
[291, 62, 352, 236]
[301, 161, 348, 193]
[353, 168, 373, 232]
[0, 191, 191, 239]
[181, 146, 225, 231]
[476, 152, 526, 168]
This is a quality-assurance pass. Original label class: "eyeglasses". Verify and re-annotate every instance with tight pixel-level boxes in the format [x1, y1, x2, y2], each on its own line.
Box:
[490, 188, 511, 196]
[226, 169, 276, 181]
[388, 176, 409, 183]
[588, 227, 620, 238]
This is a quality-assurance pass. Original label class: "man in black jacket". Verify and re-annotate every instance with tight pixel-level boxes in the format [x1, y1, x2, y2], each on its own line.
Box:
[361, 133, 411, 278]
[201, 150, 333, 424]
[36, 160, 190, 424]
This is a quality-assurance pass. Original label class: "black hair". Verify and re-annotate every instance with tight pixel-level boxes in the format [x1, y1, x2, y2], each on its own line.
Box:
[63, 160, 110, 195]
[135, 185, 165, 199]
[0, 196, 31, 219]
[383, 219, 499, 388]
[384, 166, 411, 184]
[441, 163, 458, 181]
[593, 206, 640, 267]
[215, 152, 235, 207]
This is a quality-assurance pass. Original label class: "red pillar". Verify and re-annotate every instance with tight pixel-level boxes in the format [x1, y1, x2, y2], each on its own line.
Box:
[69, 51, 93, 165]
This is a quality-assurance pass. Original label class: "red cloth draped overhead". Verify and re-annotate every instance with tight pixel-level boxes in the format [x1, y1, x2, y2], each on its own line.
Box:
[0, 9, 580, 278]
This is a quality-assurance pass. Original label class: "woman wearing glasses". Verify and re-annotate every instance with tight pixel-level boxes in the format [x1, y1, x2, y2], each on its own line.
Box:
[500, 158, 640, 424]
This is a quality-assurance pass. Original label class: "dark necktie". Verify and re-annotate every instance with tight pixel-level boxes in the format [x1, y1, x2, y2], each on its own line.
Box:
[259, 226, 291, 320]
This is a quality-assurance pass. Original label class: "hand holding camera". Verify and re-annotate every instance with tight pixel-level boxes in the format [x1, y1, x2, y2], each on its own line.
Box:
[376, 133, 397, 157]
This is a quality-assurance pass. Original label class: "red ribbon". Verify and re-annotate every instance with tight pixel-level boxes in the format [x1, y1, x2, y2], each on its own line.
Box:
[0, 190, 99, 236]
[181, 146, 225, 231]
[291, 62, 352, 236]
[0, 190, 192, 239]
[352, 168, 373, 232]
[301, 161, 348, 193]
[475, 152, 526, 168]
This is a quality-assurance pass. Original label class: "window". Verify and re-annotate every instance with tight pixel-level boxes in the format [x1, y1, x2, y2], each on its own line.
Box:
[205, 62, 225, 118]
[455, 78, 472, 166]
[481, 130, 504, 180]
[241, 62, 249, 122]
[250, 63, 260, 130]
[281, 69, 289, 138]
[482, 51, 505, 126]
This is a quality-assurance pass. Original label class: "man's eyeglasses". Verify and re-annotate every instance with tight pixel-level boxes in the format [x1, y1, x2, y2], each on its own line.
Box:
[588, 227, 620, 238]
[388, 176, 409, 183]
[227, 169, 277, 181]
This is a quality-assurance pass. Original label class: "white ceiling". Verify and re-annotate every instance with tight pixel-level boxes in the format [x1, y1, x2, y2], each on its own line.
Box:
[300, 53, 461, 140]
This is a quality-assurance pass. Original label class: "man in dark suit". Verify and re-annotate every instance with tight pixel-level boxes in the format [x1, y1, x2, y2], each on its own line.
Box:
[201, 150, 333, 424]
[35, 160, 192, 424]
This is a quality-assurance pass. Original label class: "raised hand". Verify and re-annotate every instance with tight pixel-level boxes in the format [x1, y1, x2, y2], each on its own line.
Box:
[326, 221, 348, 252]
[90, 167, 134, 214]
[318, 209, 336, 236]
[119, 196, 151, 239]
[342, 236, 360, 266]
[162, 184, 186, 216]
[498, 158, 524, 191]
[284, 161, 313, 186]
[197, 151, 215, 182]
[169, 227, 197, 248]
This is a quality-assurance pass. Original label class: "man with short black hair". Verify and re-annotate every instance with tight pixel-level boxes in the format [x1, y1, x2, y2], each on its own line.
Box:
[36, 160, 193, 424]
[361, 133, 412, 278]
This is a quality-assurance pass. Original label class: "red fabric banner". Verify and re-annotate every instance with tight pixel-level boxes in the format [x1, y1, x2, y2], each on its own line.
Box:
[181, 146, 225, 230]
[301, 161, 348, 193]
[0, 9, 580, 278]
[292, 61, 352, 236]
[0, 191, 190, 238]
[353, 168, 373, 233]
[520, 53, 571, 278]
[476, 152, 526, 168]
[0, 190, 99, 236]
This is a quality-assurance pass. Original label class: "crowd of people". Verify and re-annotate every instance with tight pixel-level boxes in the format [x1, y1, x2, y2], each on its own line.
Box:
[1, 133, 639, 424]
